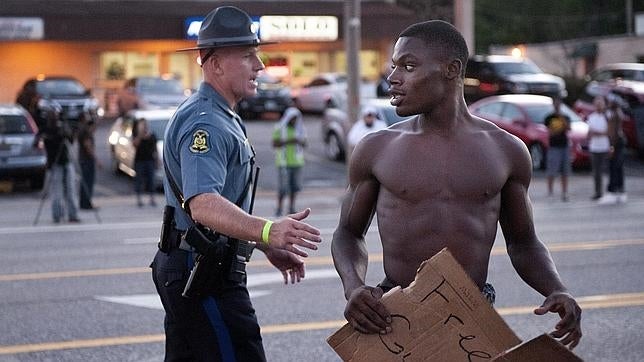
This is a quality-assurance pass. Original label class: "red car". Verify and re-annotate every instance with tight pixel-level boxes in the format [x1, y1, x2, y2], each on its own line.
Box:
[469, 94, 590, 170]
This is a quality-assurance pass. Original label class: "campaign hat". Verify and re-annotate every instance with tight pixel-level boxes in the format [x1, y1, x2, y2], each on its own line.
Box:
[178, 6, 275, 51]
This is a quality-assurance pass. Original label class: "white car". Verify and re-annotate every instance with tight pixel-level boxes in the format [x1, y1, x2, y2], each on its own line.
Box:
[291, 73, 347, 113]
[108, 108, 175, 189]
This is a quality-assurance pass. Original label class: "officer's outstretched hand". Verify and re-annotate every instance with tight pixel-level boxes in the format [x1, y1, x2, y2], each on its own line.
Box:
[268, 208, 321, 257]
[264, 247, 305, 284]
[534, 291, 582, 349]
[345, 286, 391, 334]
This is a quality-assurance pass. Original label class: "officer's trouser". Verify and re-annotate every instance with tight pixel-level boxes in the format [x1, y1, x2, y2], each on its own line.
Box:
[151, 248, 266, 362]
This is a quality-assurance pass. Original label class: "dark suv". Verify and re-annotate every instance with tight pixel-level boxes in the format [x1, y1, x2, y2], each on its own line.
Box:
[464, 55, 567, 104]
[17, 76, 102, 129]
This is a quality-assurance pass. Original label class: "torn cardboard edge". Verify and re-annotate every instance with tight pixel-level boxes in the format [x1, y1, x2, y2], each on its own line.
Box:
[327, 248, 583, 361]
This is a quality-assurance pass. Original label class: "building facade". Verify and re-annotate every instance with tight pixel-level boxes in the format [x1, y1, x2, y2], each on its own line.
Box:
[0, 0, 425, 108]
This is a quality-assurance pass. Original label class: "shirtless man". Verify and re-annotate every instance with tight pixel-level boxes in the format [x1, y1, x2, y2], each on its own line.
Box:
[331, 20, 582, 349]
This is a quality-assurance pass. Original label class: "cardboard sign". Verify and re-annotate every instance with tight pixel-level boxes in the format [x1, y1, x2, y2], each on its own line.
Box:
[327, 248, 582, 361]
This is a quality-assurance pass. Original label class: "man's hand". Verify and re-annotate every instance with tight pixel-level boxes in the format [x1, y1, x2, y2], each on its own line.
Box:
[534, 291, 582, 349]
[264, 247, 304, 284]
[268, 208, 321, 257]
[345, 286, 391, 335]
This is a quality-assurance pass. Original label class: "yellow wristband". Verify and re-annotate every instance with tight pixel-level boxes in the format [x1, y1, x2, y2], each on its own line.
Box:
[262, 220, 273, 245]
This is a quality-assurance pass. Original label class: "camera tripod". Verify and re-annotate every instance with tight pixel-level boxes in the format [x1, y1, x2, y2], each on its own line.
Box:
[33, 137, 101, 225]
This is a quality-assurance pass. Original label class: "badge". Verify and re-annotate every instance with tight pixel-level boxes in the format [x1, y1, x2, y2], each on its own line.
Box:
[189, 129, 210, 153]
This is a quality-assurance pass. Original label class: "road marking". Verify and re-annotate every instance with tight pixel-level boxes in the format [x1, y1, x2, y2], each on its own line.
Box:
[1, 292, 643, 355]
[95, 269, 340, 310]
[1, 238, 643, 282]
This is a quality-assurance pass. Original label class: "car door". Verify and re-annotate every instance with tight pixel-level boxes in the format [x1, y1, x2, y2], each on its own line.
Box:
[302, 78, 330, 112]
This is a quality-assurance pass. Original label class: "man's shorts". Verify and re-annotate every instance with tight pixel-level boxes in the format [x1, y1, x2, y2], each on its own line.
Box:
[546, 146, 571, 177]
[278, 166, 302, 195]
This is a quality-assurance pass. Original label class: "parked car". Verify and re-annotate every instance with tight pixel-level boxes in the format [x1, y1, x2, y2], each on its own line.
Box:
[291, 73, 347, 113]
[583, 62, 644, 83]
[117, 76, 188, 115]
[16, 75, 102, 129]
[469, 94, 589, 170]
[464, 55, 567, 104]
[108, 108, 175, 189]
[573, 63, 644, 154]
[0, 104, 47, 189]
[237, 73, 292, 119]
[322, 98, 408, 161]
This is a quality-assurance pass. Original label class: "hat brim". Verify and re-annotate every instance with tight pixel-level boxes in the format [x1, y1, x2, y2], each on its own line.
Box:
[177, 40, 278, 52]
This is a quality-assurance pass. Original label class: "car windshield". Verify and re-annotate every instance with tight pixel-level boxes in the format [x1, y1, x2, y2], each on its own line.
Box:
[147, 118, 170, 140]
[523, 103, 582, 124]
[492, 61, 542, 76]
[36, 79, 87, 96]
[0, 115, 31, 134]
[137, 78, 184, 95]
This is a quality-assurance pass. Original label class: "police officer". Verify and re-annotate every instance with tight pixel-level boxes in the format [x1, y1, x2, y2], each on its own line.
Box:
[151, 6, 322, 361]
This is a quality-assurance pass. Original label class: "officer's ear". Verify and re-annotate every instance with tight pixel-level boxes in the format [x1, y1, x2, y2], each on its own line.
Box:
[445, 58, 462, 80]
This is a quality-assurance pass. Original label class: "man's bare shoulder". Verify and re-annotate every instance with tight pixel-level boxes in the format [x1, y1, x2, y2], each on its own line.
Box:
[469, 114, 527, 151]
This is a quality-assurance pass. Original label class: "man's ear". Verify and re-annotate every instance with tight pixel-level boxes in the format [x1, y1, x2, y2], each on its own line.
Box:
[445, 59, 462, 80]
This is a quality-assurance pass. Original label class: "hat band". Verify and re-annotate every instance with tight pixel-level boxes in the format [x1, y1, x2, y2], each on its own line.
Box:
[198, 34, 258, 46]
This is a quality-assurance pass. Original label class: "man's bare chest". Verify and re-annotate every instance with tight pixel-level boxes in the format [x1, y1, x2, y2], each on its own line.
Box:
[372, 137, 509, 201]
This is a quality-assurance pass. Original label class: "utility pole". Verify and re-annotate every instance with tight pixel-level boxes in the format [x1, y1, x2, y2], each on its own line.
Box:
[626, 0, 633, 35]
[344, 0, 361, 164]
[453, 0, 474, 54]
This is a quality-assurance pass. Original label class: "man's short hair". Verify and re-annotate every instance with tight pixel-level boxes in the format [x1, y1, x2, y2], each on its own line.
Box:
[399, 20, 469, 78]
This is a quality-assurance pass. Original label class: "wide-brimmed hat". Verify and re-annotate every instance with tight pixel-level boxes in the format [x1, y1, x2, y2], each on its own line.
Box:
[178, 6, 276, 51]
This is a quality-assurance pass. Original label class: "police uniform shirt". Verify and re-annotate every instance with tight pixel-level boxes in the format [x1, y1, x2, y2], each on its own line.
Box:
[163, 82, 254, 231]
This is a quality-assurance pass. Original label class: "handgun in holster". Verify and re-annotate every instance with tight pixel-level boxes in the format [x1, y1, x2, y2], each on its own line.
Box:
[181, 224, 230, 298]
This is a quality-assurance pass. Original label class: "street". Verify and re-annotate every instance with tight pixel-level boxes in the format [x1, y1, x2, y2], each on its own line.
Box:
[0, 115, 643, 361]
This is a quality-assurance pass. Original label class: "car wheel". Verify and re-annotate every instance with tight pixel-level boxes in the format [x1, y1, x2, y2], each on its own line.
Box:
[325, 131, 345, 161]
[30, 174, 45, 190]
[529, 143, 545, 170]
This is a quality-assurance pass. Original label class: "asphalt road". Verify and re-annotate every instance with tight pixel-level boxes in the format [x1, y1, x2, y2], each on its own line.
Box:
[0, 115, 643, 361]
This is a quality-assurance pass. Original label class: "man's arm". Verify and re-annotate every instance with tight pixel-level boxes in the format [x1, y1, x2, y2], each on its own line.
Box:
[190, 194, 320, 257]
[499, 138, 582, 349]
[331, 135, 391, 334]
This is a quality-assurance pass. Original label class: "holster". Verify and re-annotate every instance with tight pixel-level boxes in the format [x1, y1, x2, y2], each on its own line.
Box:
[181, 224, 255, 298]
[158, 205, 176, 253]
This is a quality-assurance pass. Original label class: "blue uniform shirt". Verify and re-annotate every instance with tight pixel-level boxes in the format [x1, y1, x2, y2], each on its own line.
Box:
[163, 82, 254, 231]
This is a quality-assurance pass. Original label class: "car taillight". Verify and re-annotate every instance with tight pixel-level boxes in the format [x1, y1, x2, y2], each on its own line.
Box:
[479, 82, 499, 93]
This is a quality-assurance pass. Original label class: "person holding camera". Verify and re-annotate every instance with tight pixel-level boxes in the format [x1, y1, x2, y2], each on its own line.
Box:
[41, 104, 80, 223]
[150, 6, 322, 361]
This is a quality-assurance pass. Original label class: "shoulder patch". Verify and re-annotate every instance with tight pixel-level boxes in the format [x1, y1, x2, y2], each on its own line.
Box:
[189, 129, 210, 153]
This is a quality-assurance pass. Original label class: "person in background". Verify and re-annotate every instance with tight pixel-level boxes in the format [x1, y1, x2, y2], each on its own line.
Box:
[77, 116, 101, 210]
[41, 103, 80, 223]
[605, 93, 627, 203]
[543, 97, 571, 201]
[347, 106, 389, 150]
[133, 118, 158, 207]
[586, 96, 612, 203]
[272, 107, 307, 216]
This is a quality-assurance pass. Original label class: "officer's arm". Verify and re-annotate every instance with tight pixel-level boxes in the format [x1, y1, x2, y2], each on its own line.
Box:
[189, 193, 321, 257]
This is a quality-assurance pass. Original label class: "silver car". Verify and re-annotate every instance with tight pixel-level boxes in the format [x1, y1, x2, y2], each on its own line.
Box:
[108, 108, 175, 189]
[321, 98, 408, 161]
[0, 104, 47, 190]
